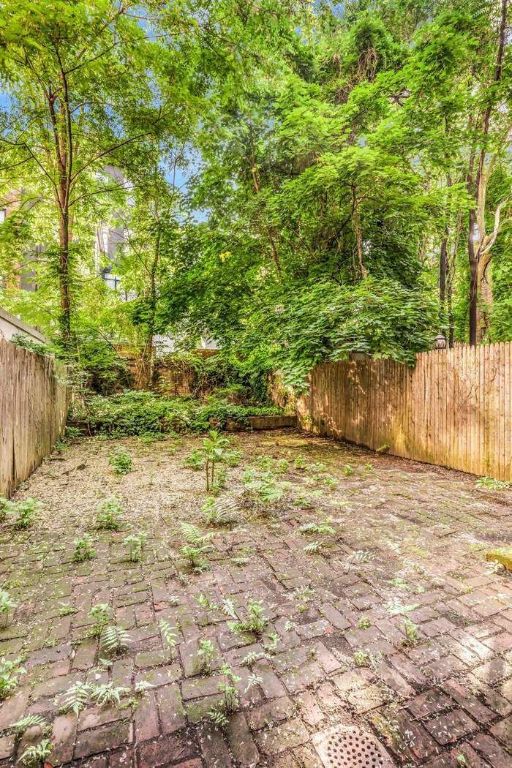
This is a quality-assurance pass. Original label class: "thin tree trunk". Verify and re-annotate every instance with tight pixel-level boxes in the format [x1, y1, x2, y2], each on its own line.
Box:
[468, 209, 478, 346]
[439, 232, 448, 328]
[468, 0, 508, 344]
[58, 209, 72, 343]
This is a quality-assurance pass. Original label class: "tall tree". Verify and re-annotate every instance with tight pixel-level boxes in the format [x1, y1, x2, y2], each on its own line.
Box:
[0, 0, 171, 348]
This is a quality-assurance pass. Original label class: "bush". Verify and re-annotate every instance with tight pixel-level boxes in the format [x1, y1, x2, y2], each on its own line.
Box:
[70, 391, 282, 436]
[156, 351, 268, 403]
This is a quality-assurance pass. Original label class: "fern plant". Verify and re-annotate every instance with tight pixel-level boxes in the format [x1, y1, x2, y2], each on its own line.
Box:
[19, 739, 52, 767]
[201, 497, 236, 527]
[226, 599, 268, 636]
[0, 588, 16, 626]
[208, 706, 229, 729]
[61, 680, 130, 716]
[218, 664, 240, 712]
[96, 497, 123, 530]
[61, 681, 93, 715]
[299, 521, 335, 536]
[0, 656, 25, 699]
[124, 532, 147, 562]
[243, 471, 286, 506]
[89, 603, 111, 637]
[403, 617, 419, 646]
[196, 639, 216, 674]
[159, 620, 178, 657]
[12, 498, 39, 529]
[11, 715, 48, 736]
[90, 683, 129, 707]
[179, 523, 213, 573]
[87, 602, 128, 655]
[100, 624, 130, 656]
[208, 662, 261, 728]
[303, 540, 322, 554]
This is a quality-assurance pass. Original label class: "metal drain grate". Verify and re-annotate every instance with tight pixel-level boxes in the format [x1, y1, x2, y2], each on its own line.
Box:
[313, 725, 395, 768]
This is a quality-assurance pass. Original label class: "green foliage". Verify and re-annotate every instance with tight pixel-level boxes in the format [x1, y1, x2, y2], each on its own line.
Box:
[0, 656, 25, 699]
[90, 683, 130, 708]
[71, 391, 282, 437]
[179, 523, 213, 573]
[11, 715, 48, 736]
[19, 739, 53, 768]
[60, 682, 93, 716]
[2, 0, 512, 380]
[196, 639, 216, 673]
[299, 521, 335, 536]
[61, 680, 131, 717]
[99, 625, 130, 656]
[109, 448, 133, 475]
[73, 534, 96, 563]
[353, 649, 372, 668]
[184, 430, 236, 490]
[201, 497, 237, 527]
[96, 497, 124, 531]
[9, 334, 51, 357]
[303, 540, 323, 554]
[234, 278, 437, 390]
[159, 620, 178, 656]
[476, 477, 510, 491]
[87, 604, 129, 656]
[88, 603, 111, 638]
[0, 589, 16, 621]
[243, 470, 287, 507]
[124, 532, 147, 562]
[403, 617, 419, 646]
[226, 599, 268, 637]
[184, 450, 204, 470]
[202, 430, 231, 492]
[10, 498, 39, 529]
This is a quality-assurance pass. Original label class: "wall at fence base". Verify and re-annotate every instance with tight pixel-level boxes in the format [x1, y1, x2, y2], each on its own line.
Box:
[294, 345, 512, 481]
[0, 339, 69, 497]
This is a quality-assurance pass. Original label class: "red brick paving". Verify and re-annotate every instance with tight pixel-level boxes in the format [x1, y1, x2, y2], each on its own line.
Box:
[0, 431, 511, 766]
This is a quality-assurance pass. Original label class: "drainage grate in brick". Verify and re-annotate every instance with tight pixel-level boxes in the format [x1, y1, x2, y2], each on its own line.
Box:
[313, 724, 395, 768]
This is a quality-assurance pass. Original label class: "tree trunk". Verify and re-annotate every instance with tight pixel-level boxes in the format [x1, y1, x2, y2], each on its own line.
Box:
[439, 232, 448, 329]
[58, 207, 72, 347]
[467, 0, 508, 345]
[477, 256, 493, 342]
[468, 210, 478, 346]
[140, 225, 160, 389]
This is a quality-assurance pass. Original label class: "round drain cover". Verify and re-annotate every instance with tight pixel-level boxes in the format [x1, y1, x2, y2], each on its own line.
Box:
[314, 725, 395, 768]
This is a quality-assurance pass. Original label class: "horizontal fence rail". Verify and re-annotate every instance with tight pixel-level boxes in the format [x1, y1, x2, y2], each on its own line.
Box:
[297, 344, 512, 480]
[0, 339, 69, 497]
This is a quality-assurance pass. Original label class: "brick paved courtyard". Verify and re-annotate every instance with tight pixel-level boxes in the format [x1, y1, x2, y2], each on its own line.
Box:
[1, 430, 511, 768]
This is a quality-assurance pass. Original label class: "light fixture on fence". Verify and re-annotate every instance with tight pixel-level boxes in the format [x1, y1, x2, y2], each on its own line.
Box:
[434, 333, 447, 350]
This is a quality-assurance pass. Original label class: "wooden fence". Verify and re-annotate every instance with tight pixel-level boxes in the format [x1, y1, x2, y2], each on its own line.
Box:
[297, 343, 512, 480]
[0, 339, 69, 497]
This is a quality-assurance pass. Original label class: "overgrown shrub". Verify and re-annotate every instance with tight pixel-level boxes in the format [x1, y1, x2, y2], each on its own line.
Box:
[156, 351, 265, 401]
[70, 391, 282, 436]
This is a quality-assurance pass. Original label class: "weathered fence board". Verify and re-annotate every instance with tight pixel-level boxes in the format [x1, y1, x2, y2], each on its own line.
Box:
[297, 344, 512, 480]
[0, 338, 69, 497]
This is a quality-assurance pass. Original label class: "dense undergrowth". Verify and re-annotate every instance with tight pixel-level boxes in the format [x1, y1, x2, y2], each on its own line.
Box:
[69, 390, 283, 436]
